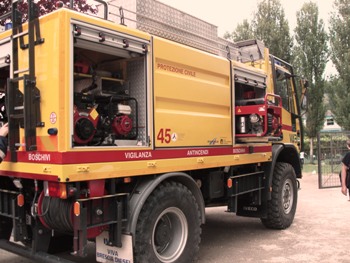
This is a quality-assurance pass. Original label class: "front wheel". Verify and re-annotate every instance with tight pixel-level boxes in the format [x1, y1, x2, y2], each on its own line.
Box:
[134, 181, 202, 263]
[261, 162, 298, 229]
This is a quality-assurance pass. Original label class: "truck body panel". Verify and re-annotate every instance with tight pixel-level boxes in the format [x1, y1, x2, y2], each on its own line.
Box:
[153, 37, 232, 148]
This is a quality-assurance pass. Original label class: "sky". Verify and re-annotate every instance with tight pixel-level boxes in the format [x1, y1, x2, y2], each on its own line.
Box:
[158, 0, 335, 36]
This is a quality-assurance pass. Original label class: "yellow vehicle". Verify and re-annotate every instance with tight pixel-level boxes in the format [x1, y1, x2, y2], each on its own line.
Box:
[0, 1, 305, 262]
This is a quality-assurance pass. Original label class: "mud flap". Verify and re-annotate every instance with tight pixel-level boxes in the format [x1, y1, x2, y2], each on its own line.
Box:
[236, 195, 267, 218]
[96, 231, 133, 263]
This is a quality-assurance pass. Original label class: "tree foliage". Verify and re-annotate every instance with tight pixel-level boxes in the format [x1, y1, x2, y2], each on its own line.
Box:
[224, 19, 254, 42]
[225, 0, 292, 62]
[329, 0, 350, 130]
[294, 2, 328, 163]
[0, 0, 96, 24]
[252, 0, 293, 62]
[294, 2, 328, 137]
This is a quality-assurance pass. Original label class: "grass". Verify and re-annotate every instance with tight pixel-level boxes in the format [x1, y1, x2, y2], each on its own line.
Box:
[302, 163, 318, 173]
[302, 160, 341, 174]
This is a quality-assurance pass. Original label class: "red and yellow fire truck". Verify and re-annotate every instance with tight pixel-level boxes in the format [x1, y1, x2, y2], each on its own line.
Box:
[0, 0, 306, 262]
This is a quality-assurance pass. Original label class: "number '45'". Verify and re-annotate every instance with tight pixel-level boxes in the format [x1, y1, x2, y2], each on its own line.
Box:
[157, 128, 171, 144]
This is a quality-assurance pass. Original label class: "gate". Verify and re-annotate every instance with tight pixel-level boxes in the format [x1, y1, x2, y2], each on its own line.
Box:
[317, 131, 350, 188]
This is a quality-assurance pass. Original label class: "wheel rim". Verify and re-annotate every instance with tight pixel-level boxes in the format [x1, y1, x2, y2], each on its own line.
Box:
[282, 178, 294, 214]
[152, 207, 188, 263]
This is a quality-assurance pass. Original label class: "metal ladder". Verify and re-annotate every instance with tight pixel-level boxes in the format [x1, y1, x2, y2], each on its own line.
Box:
[7, 0, 44, 161]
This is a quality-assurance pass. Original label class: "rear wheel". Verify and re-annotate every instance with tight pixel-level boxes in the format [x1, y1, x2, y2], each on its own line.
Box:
[261, 162, 298, 229]
[134, 181, 201, 263]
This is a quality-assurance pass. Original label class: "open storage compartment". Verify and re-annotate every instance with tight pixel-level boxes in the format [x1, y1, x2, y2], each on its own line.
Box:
[71, 21, 149, 148]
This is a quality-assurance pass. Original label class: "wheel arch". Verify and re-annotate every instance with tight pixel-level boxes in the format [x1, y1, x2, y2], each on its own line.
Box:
[126, 172, 205, 244]
[264, 144, 302, 196]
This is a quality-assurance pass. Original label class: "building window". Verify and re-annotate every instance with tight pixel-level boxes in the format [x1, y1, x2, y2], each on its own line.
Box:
[326, 117, 334, 126]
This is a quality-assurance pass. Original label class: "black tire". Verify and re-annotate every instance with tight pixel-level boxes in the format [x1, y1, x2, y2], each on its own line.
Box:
[261, 162, 298, 229]
[134, 181, 202, 263]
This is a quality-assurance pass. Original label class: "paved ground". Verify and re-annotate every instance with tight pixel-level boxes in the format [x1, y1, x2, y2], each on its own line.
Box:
[0, 172, 349, 263]
[198, 172, 350, 263]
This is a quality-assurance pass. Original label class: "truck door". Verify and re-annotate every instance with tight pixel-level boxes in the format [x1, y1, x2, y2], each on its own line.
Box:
[271, 56, 301, 148]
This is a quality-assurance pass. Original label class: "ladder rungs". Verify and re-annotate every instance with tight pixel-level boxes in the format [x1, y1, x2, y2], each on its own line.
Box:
[14, 106, 24, 111]
[14, 68, 29, 75]
[9, 114, 24, 119]
[9, 76, 25, 82]
[12, 31, 28, 39]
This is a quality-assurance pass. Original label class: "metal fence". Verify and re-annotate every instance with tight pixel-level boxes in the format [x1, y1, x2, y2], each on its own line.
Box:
[317, 131, 350, 188]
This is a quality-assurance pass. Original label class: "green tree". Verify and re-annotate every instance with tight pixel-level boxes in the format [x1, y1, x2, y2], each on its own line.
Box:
[252, 0, 293, 62]
[0, 0, 96, 25]
[224, 19, 254, 42]
[225, 0, 292, 62]
[329, 0, 350, 130]
[294, 2, 328, 164]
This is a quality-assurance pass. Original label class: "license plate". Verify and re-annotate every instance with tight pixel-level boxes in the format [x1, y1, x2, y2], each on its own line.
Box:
[96, 231, 133, 263]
